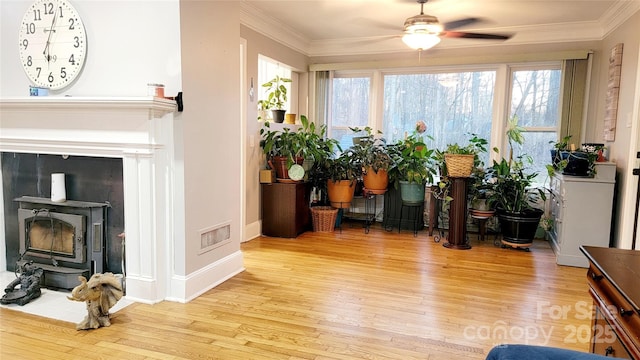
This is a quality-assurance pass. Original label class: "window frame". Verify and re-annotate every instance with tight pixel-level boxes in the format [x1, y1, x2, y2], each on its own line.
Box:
[257, 55, 295, 122]
[503, 63, 563, 183]
[327, 70, 376, 142]
[324, 61, 563, 181]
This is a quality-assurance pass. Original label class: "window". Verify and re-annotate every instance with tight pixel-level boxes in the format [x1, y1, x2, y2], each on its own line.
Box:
[329, 72, 372, 150]
[508, 67, 562, 183]
[383, 70, 496, 167]
[323, 63, 563, 182]
[258, 55, 293, 121]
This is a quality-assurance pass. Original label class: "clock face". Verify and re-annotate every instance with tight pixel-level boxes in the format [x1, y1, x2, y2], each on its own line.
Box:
[18, 0, 87, 90]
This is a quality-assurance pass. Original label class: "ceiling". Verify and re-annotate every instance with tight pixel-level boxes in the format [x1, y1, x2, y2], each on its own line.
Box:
[240, 0, 640, 57]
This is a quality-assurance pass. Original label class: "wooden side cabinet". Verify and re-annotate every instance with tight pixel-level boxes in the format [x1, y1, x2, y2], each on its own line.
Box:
[261, 182, 310, 238]
[580, 246, 640, 359]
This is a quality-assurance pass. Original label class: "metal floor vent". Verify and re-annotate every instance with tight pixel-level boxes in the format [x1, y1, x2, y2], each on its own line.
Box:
[199, 223, 231, 253]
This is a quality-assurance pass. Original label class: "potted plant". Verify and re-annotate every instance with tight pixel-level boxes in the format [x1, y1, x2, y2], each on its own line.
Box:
[261, 75, 291, 123]
[257, 98, 271, 122]
[546, 135, 572, 177]
[388, 123, 437, 205]
[441, 134, 488, 178]
[259, 122, 304, 180]
[295, 115, 338, 173]
[433, 134, 488, 203]
[321, 149, 361, 208]
[546, 135, 598, 178]
[349, 127, 393, 194]
[487, 116, 546, 248]
[467, 166, 493, 210]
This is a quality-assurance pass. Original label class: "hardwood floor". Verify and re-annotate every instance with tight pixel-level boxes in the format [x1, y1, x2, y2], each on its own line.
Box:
[1, 222, 593, 359]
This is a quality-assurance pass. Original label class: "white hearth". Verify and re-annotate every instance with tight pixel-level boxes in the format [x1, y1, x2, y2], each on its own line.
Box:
[0, 97, 178, 303]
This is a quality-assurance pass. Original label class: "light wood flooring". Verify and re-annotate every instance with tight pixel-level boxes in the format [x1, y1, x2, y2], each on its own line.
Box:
[1, 222, 593, 359]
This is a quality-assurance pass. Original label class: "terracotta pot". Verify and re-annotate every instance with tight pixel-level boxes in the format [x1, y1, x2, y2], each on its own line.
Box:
[269, 156, 303, 180]
[363, 167, 388, 194]
[327, 179, 356, 208]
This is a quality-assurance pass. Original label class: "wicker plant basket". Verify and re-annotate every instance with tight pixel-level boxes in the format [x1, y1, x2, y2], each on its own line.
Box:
[445, 154, 475, 178]
[311, 206, 339, 232]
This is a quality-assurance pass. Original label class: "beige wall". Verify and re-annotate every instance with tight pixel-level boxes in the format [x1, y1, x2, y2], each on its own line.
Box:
[179, 1, 243, 273]
[241, 26, 310, 238]
[587, 11, 640, 249]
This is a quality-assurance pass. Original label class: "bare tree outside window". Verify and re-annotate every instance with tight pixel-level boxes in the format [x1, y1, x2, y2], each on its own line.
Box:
[325, 65, 562, 182]
[383, 71, 496, 168]
[509, 69, 561, 183]
[330, 75, 371, 150]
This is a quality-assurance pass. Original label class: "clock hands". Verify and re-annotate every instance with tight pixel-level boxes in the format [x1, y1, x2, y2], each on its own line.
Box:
[43, 6, 59, 65]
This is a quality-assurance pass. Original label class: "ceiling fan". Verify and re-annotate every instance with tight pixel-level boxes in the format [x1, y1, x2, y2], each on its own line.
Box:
[401, 0, 511, 50]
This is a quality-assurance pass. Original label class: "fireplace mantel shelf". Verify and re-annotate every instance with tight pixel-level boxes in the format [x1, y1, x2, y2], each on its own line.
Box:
[0, 96, 176, 117]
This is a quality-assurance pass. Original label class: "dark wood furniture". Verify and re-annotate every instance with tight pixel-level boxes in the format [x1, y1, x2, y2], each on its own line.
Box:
[580, 246, 640, 359]
[261, 182, 310, 238]
[443, 177, 471, 249]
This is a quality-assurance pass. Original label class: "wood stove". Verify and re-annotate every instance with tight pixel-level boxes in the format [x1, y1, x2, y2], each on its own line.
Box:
[15, 196, 108, 289]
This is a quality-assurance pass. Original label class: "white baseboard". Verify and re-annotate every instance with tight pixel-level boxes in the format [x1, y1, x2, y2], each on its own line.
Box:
[243, 220, 262, 242]
[166, 250, 245, 303]
[122, 276, 163, 304]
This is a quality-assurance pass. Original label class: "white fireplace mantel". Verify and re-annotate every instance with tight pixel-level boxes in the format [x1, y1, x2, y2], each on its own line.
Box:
[0, 97, 176, 157]
[0, 97, 181, 303]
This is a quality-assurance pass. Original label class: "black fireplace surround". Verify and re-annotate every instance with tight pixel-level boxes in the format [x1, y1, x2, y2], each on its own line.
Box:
[2, 153, 125, 283]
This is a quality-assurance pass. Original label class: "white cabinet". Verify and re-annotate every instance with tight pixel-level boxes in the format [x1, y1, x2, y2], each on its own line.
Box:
[548, 163, 616, 267]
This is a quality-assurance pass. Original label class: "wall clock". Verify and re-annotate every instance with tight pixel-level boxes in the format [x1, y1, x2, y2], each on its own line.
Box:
[18, 0, 87, 90]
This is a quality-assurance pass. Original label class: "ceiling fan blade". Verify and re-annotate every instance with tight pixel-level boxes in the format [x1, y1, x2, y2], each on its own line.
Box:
[442, 31, 512, 40]
[354, 17, 401, 32]
[350, 35, 400, 46]
[443, 17, 480, 31]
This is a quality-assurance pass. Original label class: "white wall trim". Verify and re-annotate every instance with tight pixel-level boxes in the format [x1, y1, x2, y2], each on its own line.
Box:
[628, 39, 640, 250]
[0, 97, 179, 303]
[244, 220, 262, 242]
[166, 250, 245, 303]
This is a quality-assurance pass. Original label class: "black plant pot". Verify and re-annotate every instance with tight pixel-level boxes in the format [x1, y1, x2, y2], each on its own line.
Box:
[563, 151, 590, 176]
[550, 149, 570, 168]
[497, 208, 543, 247]
[271, 110, 286, 123]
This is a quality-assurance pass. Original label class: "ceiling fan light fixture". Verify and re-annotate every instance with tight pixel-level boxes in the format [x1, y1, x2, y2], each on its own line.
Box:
[402, 32, 441, 50]
[404, 14, 444, 34]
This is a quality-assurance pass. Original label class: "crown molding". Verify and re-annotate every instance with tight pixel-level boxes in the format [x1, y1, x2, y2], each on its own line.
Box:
[239, 3, 310, 55]
[239, 2, 637, 58]
[307, 22, 604, 57]
[600, 0, 640, 37]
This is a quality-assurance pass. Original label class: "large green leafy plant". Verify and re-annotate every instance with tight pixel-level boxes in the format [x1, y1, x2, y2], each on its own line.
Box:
[487, 116, 546, 213]
[388, 128, 437, 187]
[261, 75, 291, 110]
[259, 122, 304, 167]
[433, 133, 489, 202]
[349, 127, 392, 174]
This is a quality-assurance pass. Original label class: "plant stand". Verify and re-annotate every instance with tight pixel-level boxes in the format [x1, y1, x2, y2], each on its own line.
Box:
[382, 186, 424, 231]
[469, 209, 496, 242]
[443, 177, 471, 250]
[399, 202, 422, 237]
[428, 185, 441, 237]
[344, 189, 379, 233]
